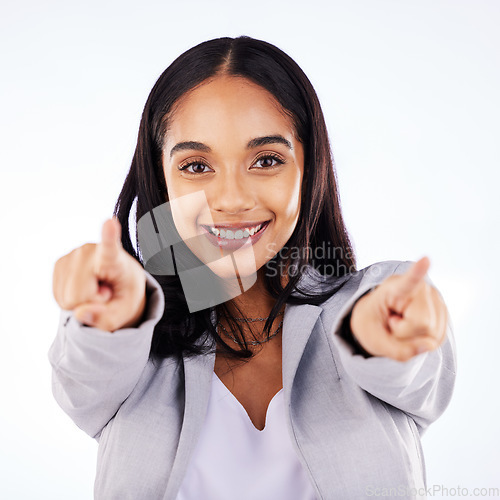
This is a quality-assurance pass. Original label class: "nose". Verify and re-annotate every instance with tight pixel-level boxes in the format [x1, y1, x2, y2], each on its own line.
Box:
[209, 170, 256, 214]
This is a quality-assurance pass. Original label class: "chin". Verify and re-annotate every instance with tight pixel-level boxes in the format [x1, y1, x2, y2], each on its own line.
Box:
[205, 256, 259, 288]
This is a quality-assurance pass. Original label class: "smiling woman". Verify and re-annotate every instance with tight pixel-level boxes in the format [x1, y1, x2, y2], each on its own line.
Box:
[49, 36, 457, 500]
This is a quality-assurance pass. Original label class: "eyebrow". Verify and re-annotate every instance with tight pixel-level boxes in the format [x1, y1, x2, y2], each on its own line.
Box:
[247, 135, 293, 150]
[169, 135, 293, 158]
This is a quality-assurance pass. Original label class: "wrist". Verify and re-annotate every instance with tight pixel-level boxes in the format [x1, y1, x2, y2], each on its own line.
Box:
[120, 283, 148, 329]
[340, 289, 375, 359]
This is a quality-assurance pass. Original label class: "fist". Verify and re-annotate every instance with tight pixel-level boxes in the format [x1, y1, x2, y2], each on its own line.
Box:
[350, 257, 448, 362]
[52, 217, 147, 332]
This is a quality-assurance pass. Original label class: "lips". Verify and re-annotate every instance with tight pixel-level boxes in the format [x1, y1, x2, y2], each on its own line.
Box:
[201, 220, 270, 251]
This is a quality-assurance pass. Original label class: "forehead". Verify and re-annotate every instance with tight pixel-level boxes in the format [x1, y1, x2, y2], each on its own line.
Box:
[164, 76, 298, 149]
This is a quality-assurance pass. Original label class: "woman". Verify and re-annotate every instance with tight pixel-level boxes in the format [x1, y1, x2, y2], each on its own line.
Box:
[50, 36, 456, 499]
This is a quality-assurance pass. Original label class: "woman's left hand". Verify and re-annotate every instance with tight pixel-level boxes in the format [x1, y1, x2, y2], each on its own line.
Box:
[349, 257, 448, 362]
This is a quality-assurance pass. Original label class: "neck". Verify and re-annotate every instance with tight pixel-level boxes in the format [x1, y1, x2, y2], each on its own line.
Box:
[223, 268, 277, 318]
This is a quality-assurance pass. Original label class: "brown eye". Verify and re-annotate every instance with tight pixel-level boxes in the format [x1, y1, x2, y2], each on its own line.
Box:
[260, 157, 275, 167]
[190, 163, 208, 173]
[253, 154, 285, 169]
[179, 161, 212, 174]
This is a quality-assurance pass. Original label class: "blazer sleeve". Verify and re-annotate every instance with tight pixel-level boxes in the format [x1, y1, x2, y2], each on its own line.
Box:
[330, 261, 457, 433]
[47, 270, 165, 439]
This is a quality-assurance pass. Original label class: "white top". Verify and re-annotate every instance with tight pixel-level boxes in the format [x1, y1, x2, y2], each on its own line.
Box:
[176, 372, 318, 500]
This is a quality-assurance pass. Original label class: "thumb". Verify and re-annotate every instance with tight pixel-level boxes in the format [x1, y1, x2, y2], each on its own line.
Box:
[73, 302, 108, 328]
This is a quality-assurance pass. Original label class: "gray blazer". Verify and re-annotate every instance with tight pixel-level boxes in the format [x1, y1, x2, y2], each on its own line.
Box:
[48, 260, 457, 499]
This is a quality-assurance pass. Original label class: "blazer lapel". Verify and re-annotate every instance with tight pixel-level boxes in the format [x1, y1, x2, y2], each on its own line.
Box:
[163, 341, 216, 500]
[282, 302, 323, 397]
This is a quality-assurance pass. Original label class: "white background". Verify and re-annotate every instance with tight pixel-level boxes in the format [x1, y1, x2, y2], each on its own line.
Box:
[1, 0, 499, 498]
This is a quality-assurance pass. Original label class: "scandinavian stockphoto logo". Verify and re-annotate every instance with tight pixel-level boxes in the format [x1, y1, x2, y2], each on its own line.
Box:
[137, 191, 258, 313]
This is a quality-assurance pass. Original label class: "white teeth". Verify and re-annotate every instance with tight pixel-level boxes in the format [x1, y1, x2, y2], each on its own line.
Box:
[207, 222, 267, 240]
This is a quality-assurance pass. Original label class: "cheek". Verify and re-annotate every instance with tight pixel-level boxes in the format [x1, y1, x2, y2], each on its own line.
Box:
[262, 174, 302, 243]
[165, 188, 211, 242]
[163, 168, 201, 212]
[275, 172, 302, 220]
[164, 168, 180, 199]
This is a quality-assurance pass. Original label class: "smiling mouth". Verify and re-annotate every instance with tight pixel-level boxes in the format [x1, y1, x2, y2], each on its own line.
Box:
[201, 221, 270, 240]
[200, 220, 271, 249]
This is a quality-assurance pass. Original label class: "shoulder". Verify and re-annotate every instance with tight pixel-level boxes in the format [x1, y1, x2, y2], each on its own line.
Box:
[347, 259, 413, 289]
[308, 259, 413, 313]
[286, 260, 415, 327]
[295, 260, 412, 297]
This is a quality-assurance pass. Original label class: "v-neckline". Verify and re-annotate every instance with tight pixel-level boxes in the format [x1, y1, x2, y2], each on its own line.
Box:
[213, 372, 284, 432]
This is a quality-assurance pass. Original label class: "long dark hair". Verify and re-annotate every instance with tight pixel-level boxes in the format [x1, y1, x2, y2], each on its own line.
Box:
[113, 36, 357, 362]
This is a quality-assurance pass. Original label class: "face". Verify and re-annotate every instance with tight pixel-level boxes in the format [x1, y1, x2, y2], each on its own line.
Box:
[162, 75, 304, 287]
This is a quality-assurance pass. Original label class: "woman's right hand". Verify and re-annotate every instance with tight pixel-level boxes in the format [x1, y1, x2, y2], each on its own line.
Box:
[52, 217, 147, 332]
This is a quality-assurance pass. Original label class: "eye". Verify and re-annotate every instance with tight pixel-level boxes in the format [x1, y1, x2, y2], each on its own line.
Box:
[252, 153, 286, 170]
[178, 160, 213, 175]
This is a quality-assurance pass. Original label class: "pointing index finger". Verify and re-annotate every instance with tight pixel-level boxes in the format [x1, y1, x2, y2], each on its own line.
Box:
[95, 217, 123, 265]
[388, 257, 430, 310]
